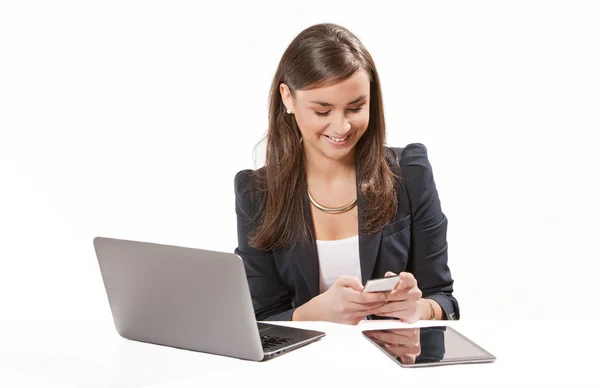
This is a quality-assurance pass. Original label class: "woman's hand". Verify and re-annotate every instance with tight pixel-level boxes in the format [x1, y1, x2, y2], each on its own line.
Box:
[375, 272, 423, 323]
[293, 275, 386, 325]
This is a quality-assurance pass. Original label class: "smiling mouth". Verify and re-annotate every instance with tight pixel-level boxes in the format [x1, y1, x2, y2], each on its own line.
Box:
[324, 134, 349, 142]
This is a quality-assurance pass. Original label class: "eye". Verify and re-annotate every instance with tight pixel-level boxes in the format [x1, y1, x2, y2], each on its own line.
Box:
[314, 106, 364, 117]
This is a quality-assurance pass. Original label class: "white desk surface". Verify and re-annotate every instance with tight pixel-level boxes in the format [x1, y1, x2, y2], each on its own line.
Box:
[1, 319, 597, 387]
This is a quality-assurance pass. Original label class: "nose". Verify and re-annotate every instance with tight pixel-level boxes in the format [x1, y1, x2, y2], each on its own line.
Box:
[331, 117, 352, 137]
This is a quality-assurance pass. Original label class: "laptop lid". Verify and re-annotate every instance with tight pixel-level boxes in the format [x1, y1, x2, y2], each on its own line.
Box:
[93, 236, 265, 361]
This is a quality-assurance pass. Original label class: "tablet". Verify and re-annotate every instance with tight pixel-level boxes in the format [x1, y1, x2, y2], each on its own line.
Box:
[362, 326, 496, 367]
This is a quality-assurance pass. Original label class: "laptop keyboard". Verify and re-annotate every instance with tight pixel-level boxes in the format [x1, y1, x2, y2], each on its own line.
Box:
[260, 335, 291, 351]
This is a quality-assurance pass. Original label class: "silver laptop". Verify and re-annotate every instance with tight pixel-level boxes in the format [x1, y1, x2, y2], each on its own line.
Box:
[93, 236, 325, 361]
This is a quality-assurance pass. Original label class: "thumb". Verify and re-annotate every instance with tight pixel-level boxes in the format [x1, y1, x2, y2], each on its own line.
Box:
[385, 271, 403, 291]
[335, 275, 363, 291]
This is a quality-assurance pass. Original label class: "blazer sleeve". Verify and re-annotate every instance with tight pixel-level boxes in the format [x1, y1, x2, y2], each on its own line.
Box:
[400, 143, 460, 320]
[234, 169, 296, 321]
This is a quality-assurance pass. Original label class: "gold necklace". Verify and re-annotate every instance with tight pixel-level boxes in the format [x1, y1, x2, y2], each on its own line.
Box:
[307, 190, 357, 214]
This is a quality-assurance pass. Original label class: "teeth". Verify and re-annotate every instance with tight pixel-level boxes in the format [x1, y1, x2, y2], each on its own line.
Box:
[326, 135, 348, 142]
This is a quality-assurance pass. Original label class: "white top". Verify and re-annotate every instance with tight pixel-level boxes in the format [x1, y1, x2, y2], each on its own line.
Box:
[315, 235, 361, 294]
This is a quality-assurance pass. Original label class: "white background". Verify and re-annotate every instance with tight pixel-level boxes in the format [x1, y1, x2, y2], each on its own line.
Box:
[1, 0, 599, 331]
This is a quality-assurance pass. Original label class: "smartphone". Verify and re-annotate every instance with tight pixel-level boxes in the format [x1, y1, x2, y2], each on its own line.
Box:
[362, 275, 399, 293]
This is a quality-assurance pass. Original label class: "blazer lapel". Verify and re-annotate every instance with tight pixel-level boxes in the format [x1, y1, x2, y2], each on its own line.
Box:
[357, 167, 382, 284]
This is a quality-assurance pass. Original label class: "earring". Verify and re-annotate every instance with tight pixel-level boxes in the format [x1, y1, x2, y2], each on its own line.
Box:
[287, 108, 293, 114]
[299, 136, 303, 144]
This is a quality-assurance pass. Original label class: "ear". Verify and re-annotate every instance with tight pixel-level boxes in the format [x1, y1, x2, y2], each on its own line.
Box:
[279, 83, 295, 113]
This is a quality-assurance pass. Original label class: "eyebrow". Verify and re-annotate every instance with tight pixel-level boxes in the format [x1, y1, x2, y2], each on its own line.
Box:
[309, 95, 367, 107]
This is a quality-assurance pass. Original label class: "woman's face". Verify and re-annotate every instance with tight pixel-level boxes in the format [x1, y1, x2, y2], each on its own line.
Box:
[280, 69, 371, 161]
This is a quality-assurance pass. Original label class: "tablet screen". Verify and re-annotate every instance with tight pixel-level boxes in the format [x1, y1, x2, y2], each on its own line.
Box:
[362, 326, 495, 367]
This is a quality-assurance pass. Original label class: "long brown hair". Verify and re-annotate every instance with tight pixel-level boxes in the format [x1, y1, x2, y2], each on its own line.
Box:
[247, 23, 400, 251]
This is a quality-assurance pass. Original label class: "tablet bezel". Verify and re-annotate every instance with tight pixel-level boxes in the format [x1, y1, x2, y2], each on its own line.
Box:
[362, 325, 496, 368]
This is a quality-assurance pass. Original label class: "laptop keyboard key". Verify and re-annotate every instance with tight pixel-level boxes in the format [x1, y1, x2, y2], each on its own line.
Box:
[261, 335, 291, 350]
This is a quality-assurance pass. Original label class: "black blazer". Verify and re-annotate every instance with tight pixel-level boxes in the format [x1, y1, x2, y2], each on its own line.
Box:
[234, 143, 459, 321]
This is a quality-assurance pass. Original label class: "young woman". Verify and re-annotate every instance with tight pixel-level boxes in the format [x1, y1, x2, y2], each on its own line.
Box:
[234, 23, 459, 325]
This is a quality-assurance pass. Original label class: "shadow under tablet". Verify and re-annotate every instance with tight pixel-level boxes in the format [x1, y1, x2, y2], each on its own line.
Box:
[362, 326, 496, 368]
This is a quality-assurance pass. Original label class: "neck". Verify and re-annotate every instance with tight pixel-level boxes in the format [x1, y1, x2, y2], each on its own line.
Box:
[303, 147, 356, 187]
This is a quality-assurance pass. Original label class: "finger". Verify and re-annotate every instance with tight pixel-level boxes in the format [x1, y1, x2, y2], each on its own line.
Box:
[385, 288, 409, 301]
[388, 284, 422, 301]
[379, 311, 421, 324]
[335, 275, 363, 291]
[376, 311, 417, 322]
[349, 301, 386, 312]
[344, 288, 387, 304]
[357, 303, 388, 318]
[350, 304, 388, 321]
[385, 271, 397, 277]
[377, 301, 414, 314]
[351, 313, 371, 324]
[397, 272, 417, 290]
[340, 301, 386, 319]
[351, 317, 365, 325]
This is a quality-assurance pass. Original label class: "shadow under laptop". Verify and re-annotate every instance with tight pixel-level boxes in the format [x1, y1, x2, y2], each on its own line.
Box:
[107, 337, 262, 386]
